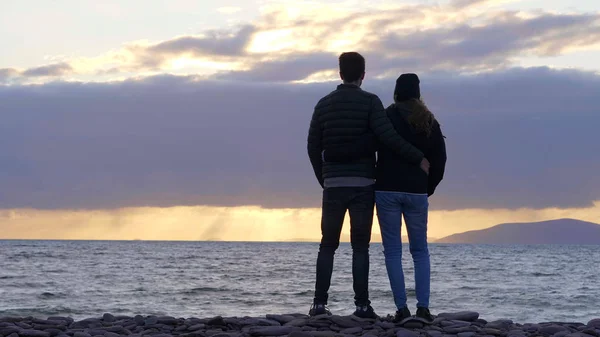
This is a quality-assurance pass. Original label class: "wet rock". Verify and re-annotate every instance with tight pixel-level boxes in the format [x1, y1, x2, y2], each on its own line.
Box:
[144, 317, 159, 326]
[133, 316, 144, 326]
[552, 332, 571, 337]
[582, 330, 600, 337]
[403, 322, 423, 329]
[330, 317, 361, 329]
[0, 318, 22, 323]
[101, 315, 115, 324]
[103, 332, 120, 337]
[589, 321, 600, 329]
[207, 318, 226, 327]
[443, 326, 476, 334]
[486, 321, 514, 331]
[257, 319, 281, 327]
[44, 329, 64, 337]
[248, 326, 295, 336]
[188, 324, 205, 331]
[308, 331, 338, 337]
[448, 321, 472, 328]
[0, 323, 17, 328]
[1, 327, 22, 336]
[8, 333, 20, 337]
[482, 328, 505, 336]
[396, 329, 418, 337]
[289, 332, 315, 337]
[541, 325, 570, 335]
[265, 315, 296, 325]
[438, 313, 480, 322]
[20, 331, 51, 337]
[457, 332, 476, 337]
[375, 322, 395, 330]
[15, 323, 33, 330]
[341, 327, 363, 334]
[73, 332, 92, 337]
[426, 331, 442, 337]
[156, 317, 178, 326]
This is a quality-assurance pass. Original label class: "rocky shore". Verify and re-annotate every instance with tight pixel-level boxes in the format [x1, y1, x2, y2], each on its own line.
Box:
[1, 312, 600, 337]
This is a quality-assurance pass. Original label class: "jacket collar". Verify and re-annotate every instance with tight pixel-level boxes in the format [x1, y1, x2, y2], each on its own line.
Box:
[337, 83, 361, 90]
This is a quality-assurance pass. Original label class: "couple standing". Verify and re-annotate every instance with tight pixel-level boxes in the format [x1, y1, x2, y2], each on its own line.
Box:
[306, 52, 447, 323]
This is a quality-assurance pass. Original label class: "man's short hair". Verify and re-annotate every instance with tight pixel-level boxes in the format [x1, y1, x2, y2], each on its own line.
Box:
[339, 52, 365, 83]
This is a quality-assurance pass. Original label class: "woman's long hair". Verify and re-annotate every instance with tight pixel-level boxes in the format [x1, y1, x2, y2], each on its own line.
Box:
[395, 96, 436, 137]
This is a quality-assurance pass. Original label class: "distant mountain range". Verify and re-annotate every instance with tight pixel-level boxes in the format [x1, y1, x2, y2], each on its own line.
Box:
[435, 218, 600, 244]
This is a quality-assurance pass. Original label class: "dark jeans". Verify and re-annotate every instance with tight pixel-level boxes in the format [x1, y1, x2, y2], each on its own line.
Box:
[314, 185, 375, 306]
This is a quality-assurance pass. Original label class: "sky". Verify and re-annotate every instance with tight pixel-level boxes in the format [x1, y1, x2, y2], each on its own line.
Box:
[1, 0, 600, 241]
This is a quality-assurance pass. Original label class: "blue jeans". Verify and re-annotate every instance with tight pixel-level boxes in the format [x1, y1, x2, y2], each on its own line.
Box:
[375, 191, 430, 310]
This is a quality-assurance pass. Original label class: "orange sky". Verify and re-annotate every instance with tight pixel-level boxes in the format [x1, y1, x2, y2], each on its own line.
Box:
[2, 202, 600, 241]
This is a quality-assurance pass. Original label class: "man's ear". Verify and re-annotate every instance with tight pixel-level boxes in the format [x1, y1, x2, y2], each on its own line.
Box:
[339, 72, 344, 81]
[360, 72, 365, 80]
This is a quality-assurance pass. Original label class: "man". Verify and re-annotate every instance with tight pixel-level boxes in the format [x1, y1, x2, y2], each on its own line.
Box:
[306, 52, 429, 318]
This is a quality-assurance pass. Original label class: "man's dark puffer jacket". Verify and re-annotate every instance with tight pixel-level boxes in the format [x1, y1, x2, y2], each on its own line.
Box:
[307, 84, 424, 187]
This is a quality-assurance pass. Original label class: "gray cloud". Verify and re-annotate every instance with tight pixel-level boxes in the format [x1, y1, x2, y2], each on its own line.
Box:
[0, 68, 19, 82]
[1, 67, 600, 211]
[217, 53, 336, 82]
[131, 25, 256, 69]
[208, 11, 600, 82]
[21, 62, 73, 77]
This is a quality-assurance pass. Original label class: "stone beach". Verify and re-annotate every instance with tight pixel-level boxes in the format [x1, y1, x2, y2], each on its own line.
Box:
[2, 312, 600, 337]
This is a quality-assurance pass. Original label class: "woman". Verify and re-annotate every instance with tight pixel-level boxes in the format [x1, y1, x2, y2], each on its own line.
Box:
[324, 73, 446, 323]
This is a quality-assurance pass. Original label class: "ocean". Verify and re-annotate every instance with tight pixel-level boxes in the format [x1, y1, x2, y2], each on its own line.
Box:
[1, 241, 599, 323]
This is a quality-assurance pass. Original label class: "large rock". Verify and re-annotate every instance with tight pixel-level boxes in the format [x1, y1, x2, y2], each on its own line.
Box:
[540, 325, 570, 335]
[396, 329, 419, 337]
[486, 320, 514, 331]
[1, 327, 21, 336]
[330, 317, 361, 329]
[101, 314, 115, 323]
[457, 333, 476, 337]
[588, 320, 600, 329]
[265, 315, 296, 324]
[289, 332, 314, 337]
[20, 330, 51, 337]
[438, 313, 480, 322]
[248, 326, 296, 336]
[0, 318, 22, 323]
[341, 327, 363, 334]
[257, 319, 281, 326]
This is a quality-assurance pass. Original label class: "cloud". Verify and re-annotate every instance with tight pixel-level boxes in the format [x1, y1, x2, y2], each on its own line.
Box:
[129, 25, 256, 69]
[5, 2, 594, 83]
[0, 68, 19, 82]
[21, 62, 73, 77]
[1, 67, 600, 211]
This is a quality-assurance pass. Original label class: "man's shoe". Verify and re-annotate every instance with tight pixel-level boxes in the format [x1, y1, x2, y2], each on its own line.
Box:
[353, 305, 378, 319]
[393, 306, 412, 324]
[414, 307, 435, 324]
[309, 303, 331, 316]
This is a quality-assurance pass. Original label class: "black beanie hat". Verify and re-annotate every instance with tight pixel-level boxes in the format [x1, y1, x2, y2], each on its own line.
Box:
[394, 73, 420, 101]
